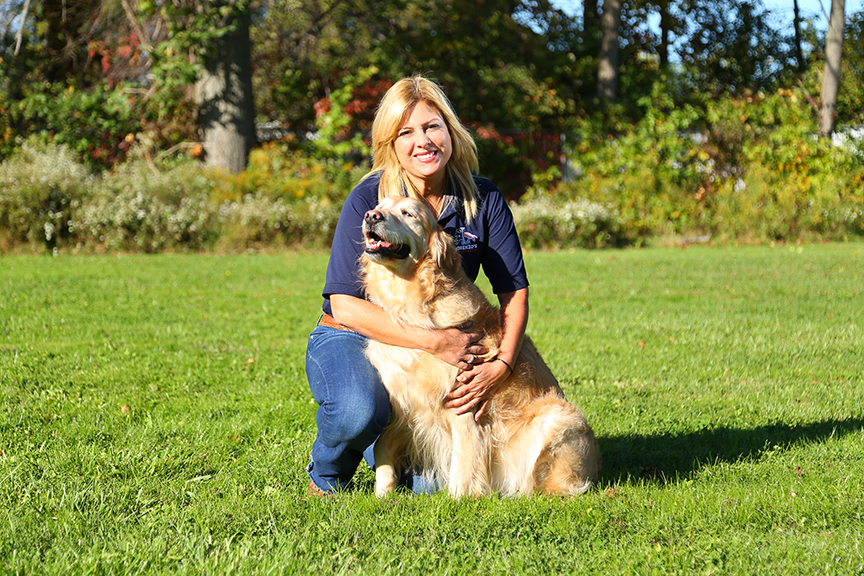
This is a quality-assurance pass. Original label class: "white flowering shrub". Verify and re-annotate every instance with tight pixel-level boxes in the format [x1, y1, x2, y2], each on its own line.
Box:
[0, 141, 343, 252]
[71, 162, 217, 251]
[0, 140, 96, 249]
[213, 194, 340, 250]
[511, 194, 627, 248]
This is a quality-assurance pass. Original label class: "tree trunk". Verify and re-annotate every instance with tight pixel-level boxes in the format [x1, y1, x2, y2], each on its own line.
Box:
[658, 0, 670, 69]
[819, 0, 845, 139]
[597, 0, 622, 101]
[793, 0, 805, 72]
[195, 15, 256, 173]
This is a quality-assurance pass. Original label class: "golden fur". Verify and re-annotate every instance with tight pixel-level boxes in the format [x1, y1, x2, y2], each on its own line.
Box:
[361, 196, 601, 497]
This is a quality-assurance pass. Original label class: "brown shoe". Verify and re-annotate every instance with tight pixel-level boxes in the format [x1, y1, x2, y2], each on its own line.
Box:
[307, 480, 333, 497]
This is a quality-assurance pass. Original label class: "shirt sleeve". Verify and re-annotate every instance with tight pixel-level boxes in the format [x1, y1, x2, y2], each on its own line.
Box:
[479, 182, 529, 294]
[321, 183, 376, 306]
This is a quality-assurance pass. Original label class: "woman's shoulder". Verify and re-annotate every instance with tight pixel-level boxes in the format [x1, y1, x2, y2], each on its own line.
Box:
[471, 174, 500, 195]
[470, 174, 508, 212]
[344, 173, 381, 210]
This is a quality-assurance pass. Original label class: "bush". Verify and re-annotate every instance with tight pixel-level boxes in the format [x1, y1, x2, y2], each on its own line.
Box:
[2, 89, 863, 255]
[0, 140, 96, 251]
[510, 193, 628, 248]
[555, 85, 864, 244]
[73, 162, 217, 252]
[0, 138, 347, 253]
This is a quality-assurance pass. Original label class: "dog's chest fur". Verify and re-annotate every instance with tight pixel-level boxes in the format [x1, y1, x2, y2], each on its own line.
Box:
[361, 255, 501, 411]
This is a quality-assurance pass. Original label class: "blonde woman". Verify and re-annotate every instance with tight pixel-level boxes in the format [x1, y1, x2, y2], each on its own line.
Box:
[305, 76, 529, 495]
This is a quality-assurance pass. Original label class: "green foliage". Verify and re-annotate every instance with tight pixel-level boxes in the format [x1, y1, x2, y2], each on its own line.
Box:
[834, 12, 864, 125]
[552, 83, 864, 246]
[13, 83, 139, 166]
[0, 138, 350, 253]
[73, 159, 217, 252]
[0, 0, 157, 165]
[678, 0, 796, 94]
[310, 66, 378, 161]
[2, 118, 863, 253]
[511, 192, 628, 248]
[2, 246, 863, 573]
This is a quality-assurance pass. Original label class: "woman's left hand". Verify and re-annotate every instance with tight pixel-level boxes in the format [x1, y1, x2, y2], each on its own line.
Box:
[442, 358, 511, 421]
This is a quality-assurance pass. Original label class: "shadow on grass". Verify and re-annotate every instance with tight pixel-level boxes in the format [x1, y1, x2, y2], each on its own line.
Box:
[598, 417, 864, 485]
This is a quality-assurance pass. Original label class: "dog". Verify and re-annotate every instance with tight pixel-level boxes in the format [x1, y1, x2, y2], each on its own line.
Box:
[361, 196, 600, 497]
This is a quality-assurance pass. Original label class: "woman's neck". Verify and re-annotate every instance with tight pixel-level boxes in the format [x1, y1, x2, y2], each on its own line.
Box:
[409, 172, 446, 199]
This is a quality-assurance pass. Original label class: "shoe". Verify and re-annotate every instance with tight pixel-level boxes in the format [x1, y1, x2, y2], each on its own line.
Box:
[307, 480, 333, 497]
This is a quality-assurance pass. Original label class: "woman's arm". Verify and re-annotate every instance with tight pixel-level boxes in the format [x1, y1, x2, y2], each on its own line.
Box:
[443, 287, 529, 420]
[330, 293, 486, 370]
[492, 287, 528, 372]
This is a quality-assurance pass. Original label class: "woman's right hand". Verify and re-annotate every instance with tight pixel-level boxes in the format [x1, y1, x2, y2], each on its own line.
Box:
[424, 325, 487, 371]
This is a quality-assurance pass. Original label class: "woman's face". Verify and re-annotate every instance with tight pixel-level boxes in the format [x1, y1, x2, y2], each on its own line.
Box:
[393, 101, 452, 194]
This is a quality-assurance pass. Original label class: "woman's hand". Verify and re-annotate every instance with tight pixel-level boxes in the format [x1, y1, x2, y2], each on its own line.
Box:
[443, 357, 511, 421]
[423, 325, 488, 372]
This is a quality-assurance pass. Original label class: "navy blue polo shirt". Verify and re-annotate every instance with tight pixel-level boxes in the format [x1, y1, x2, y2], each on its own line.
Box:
[321, 174, 529, 316]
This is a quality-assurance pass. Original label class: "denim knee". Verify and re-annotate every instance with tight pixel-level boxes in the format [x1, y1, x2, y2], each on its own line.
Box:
[315, 385, 390, 449]
[306, 325, 391, 475]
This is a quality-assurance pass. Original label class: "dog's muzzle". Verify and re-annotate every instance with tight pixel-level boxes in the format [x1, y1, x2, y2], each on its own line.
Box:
[362, 210, 411, 260]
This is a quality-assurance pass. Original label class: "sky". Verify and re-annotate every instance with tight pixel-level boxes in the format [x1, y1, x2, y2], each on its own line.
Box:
[549, 0, 863, 31]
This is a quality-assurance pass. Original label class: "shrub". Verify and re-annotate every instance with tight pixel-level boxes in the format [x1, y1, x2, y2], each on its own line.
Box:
[0, 138, 347, 253]
[73, 162, 216, 252]
[557, 85, 864, 244]
[0, 140, 96, 251]
[510, 193, 628, 248]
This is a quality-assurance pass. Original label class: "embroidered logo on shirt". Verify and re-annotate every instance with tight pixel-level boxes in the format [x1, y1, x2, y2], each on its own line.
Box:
[453, 228, 479, 252]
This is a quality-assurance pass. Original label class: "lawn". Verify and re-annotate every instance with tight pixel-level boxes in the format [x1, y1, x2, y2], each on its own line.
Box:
[1, 243, 863, 574]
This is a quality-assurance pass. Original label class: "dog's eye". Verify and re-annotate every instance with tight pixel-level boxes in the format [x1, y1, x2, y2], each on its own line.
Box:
[401, 209, 415, 218]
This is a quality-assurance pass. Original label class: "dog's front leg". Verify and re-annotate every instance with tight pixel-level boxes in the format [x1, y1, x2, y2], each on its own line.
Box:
[373, 431, 401, 497]
[448, 412, 491, 497]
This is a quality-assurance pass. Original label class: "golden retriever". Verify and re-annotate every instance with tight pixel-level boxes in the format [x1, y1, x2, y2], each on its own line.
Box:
[361, 196, 600, 497]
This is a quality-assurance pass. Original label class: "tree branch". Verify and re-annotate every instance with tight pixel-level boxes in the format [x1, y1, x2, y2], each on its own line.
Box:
[14, 0, 32, 56]
[119, 0, 155, 53]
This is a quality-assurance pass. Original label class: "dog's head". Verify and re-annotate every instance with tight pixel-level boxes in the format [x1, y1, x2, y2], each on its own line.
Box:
[361, 196, 460, 274]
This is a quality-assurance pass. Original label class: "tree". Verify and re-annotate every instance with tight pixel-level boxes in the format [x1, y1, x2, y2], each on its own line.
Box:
[130, 0, 259, 171]
[252, 0, 588, 196]
[596, 0, 622, 101]
[819, 0, 845, 138]
[678, 0, 795, 94]
[835, 11, 864, 125]
[195, 12, 256, 172]
[793, 0, 805, 72]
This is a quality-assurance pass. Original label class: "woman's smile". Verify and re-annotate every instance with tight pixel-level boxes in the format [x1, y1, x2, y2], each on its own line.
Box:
[395, 101, 452, 194]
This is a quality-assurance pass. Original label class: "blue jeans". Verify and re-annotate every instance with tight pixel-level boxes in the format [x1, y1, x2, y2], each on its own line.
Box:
[305, 324, 390, 492]
[305, 324, 439, 494]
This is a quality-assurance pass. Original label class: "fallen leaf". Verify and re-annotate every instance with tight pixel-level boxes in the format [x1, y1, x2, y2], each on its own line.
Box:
[120, 405, 130, 414]
[638, 339, 646, 350]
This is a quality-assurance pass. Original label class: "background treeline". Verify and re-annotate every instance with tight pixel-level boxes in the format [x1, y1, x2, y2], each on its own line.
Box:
[0, 0, 862, 253]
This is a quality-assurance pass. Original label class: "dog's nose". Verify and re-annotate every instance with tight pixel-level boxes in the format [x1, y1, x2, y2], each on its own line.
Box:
[364, 210, 382, 224]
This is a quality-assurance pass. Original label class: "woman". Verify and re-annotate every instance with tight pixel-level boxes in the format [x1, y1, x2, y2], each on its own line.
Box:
[305, 76, 530, 495]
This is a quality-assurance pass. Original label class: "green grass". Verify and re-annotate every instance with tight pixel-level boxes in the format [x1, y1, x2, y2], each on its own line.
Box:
[2, 243, 863, 575]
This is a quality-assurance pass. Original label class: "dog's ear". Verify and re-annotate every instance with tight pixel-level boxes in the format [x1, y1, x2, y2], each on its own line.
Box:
[429, 227, 461, 273]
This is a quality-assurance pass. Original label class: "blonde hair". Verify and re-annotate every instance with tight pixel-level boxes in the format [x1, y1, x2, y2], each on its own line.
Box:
[363, 76, 481, 222]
